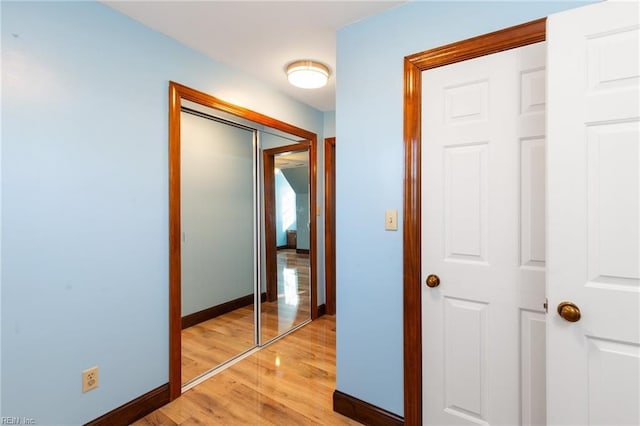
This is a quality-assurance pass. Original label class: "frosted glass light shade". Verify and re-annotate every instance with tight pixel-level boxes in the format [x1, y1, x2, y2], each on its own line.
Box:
[286, 60, 329, 89]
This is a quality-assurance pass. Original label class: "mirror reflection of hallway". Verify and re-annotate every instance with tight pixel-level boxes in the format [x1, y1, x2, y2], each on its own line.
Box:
[262, 146, 311, 343]
[262, 149, 311, 343]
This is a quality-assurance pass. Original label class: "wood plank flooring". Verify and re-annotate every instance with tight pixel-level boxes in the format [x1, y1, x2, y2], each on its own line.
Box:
[135, 315, 361, 425]
[182, 249, 312, 384]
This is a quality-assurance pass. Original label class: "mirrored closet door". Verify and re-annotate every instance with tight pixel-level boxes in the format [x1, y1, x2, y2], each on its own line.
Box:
[262, 140, 311, 343]
[180, 109, 258, 385]
[169, 82, 317, 398]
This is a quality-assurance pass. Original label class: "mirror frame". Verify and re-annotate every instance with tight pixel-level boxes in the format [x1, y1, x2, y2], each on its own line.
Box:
[168, 81, 318, 400]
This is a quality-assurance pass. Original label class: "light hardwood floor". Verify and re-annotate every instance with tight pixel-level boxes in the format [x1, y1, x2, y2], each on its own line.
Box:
[182, 249, 312, 384]
[134, 315, 361, 425]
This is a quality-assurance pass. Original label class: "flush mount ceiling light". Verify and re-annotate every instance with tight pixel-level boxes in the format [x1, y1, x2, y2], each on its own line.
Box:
[286, 60, 330, 89]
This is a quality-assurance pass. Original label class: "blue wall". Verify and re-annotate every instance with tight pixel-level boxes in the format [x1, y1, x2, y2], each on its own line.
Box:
[281, 167, 310, 250]
[275, 170, 296, 247]
[296, 194, 311, 251]
[335, 0, 594, 416]
[0, 1, 323, 423]
[317, 110, 336, 308]
[323, 111, 336, 139]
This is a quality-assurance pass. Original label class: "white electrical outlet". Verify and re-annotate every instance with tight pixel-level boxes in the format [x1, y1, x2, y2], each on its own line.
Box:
[82, 366, 99, 392]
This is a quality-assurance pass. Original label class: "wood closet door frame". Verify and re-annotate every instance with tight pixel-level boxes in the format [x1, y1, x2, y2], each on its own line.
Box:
[324, 137, 336, 315]
[168, 81, 318, 401]
[402, 19, 546, 425]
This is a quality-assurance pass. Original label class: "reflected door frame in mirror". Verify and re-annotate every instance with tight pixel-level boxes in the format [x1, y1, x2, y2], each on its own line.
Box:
[263, 142, 309, 304]
[168, 81, 318, 400]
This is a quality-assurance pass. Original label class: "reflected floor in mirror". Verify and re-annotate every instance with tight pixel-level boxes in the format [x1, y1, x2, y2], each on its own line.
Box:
[182, 249, 310, 384]
[137, 315, 361, 425]
[261, 248, 310, 342]
[182, 307, 255, 384]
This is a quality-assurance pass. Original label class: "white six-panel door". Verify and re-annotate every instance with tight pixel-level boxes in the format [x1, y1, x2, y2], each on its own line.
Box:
[422, 42, 547, 425]
[547, 1, 640, 425]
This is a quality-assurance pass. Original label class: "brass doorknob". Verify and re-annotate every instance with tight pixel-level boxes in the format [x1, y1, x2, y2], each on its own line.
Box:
[426, 274, 440, 288]
[557, 301, 581, 322]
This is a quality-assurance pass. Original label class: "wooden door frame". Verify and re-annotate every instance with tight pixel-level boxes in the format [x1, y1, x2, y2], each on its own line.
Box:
[402, 19, 546, 425]
[263, 142, 313, 305]
[168, 81, 318, 400]
[324, 137, 336, 315]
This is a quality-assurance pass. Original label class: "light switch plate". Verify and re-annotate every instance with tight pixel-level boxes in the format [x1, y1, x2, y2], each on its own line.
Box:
[385, 210, 398, 231]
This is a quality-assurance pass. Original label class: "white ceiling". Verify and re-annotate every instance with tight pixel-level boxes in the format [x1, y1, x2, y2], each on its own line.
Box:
[103, 1, 406, 112]
[275, 150, 309, 169]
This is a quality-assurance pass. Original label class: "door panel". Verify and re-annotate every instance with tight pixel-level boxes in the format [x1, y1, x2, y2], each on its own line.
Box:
[422, 42, 546, 425]
[547, 2, 639, 424]
[444, 143, 488, 263]
[520, 137, 546, 269]
[443, 297, 489, 422]
[521, 310, 546, 426]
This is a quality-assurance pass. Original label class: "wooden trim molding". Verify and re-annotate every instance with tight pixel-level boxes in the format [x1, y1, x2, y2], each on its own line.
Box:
[85, 383, 169, 426]
[168, 82, 182, 401]
[324, 137, 336, 315]
[168, 81, 319, 400]
[181, 293, 255, 329]
[317, 303, 327, 317]
[402, 18, 546, 425]
[333, 390, 404, 426]
[309, 133, 319, 320]
[169, 82, 317, 141]
[263, 148, 278, 303]
[405, 18, 546, 70]
[263, 142, 310, 155]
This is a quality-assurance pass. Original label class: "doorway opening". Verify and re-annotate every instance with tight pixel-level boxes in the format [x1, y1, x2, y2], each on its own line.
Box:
[401, 19, 546, 424]
[263, 143, 317, 343]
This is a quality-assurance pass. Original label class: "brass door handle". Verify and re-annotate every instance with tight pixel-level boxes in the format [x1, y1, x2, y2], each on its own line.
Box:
[557, 301, 581, 322]
[426, 274, 440, 288]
